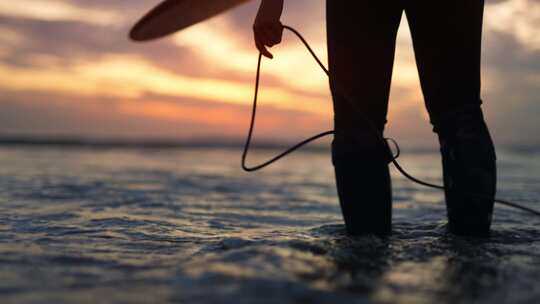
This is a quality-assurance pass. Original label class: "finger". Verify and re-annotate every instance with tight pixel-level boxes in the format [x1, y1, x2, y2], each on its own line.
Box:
[257, 41, 273, 59]
[255, 39, 273, 59]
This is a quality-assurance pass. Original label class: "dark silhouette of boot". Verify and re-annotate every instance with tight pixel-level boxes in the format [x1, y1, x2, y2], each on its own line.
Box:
[436, 106, 497, 237]
[333, 154, 393, 236]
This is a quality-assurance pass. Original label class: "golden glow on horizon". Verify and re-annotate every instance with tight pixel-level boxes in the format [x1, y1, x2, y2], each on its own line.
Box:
[118, 100, 242, 125]
[0, 55, 330, 113]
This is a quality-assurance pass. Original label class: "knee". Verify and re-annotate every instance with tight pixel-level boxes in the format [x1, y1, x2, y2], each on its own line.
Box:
[434, 105, 497, 174]
[431, 105, 490, 140]
[331, 130, 393, 165]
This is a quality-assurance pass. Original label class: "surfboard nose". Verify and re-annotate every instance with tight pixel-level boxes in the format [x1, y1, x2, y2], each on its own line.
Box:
[129, 0, 252, 42]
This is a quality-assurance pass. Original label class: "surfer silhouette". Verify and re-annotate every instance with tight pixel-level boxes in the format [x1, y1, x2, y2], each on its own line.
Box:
[254, 0, 497, 237]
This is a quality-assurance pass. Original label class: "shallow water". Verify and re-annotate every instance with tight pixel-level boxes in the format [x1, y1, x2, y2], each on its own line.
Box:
[0, 146, 539, 304]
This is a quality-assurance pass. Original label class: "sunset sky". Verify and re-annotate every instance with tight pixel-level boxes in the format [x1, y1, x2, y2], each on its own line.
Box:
[0, 0, 538, 147]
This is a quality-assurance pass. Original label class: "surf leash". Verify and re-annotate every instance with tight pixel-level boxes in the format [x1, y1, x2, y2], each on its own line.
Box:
[241, 25, 540, 217]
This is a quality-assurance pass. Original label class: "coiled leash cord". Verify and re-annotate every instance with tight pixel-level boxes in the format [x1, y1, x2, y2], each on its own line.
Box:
[242, 25, 540, 217]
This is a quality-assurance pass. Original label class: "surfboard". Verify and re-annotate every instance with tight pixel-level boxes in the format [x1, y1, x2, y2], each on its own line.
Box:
[130, 0, 251, 41]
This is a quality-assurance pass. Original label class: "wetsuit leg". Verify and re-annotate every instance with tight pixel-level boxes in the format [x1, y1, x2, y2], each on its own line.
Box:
[326, 1, 403, 236]
[405, 0, 497, 236]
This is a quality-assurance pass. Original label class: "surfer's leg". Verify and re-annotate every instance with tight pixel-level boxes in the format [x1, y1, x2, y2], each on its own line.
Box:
[436, 107, 496, 237]
[406, 0, 497, 236]
[326, 0, 402, 236]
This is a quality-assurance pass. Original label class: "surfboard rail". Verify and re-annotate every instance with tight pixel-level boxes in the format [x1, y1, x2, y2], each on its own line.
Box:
[130, 0, 251, 41]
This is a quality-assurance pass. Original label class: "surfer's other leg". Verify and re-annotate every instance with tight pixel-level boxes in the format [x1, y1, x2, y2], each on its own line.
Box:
[437, 107, 496, 237]
[406, 0, 496, 236]
[326, 0, 402, 236]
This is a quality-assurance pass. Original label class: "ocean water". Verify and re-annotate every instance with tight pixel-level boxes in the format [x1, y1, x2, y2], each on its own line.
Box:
[0, 146, 539, 304]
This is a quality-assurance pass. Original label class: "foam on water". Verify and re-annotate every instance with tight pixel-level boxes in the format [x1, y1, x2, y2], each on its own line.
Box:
[0, 146, 539, 304]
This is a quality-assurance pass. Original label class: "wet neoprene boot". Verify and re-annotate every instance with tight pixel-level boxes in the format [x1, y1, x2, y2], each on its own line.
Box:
[333, 148, 393, 236]
[436, 106, 497, 237]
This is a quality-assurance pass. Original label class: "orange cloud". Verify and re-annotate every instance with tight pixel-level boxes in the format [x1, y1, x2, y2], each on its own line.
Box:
[0, 0, 123, 26]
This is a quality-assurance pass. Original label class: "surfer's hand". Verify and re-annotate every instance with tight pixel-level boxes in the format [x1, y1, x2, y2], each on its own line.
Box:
[253, 0, 284, 59]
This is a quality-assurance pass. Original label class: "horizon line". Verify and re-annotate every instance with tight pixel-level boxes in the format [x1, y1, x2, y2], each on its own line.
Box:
[0, 136, 538, 154]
